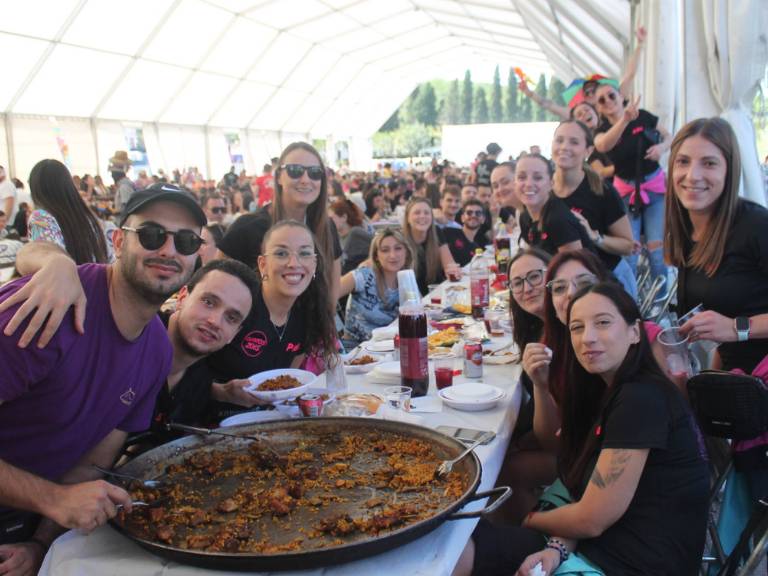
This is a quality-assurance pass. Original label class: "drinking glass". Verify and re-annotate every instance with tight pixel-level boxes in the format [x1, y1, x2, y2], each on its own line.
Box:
[384, 386, 412, 412]
[433, 356, 454, 390]
[657, 327, 696, 379]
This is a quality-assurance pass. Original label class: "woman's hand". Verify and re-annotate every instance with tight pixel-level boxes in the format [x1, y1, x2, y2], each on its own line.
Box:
[623, 95, 640, 123]
[445, 262, 462, 281]
[0, 254, 86, 348]
[0, 541, 47, 576]
[515, 548, 561, 576]
[211, 379, 269, 407]
[680, 310, 737, 343]
[522, 343, 552, 389]
[570, 210, 597, 241]
[636, 25, 647, 44]
[518, 79, 533, 96]
[644, 144, 664, 162]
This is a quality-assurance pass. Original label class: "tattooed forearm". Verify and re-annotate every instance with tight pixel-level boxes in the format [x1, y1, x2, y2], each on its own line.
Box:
[589, 450, 632, 489]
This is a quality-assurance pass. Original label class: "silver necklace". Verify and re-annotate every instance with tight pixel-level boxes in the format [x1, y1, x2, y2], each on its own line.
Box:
[270, 310, 291, 342]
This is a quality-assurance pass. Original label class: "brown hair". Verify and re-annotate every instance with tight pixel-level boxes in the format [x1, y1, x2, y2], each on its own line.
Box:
[329, 197, 363, 228]
[402, 197, 441, 286]
[554, 120, 603, 197]
[369, 229, 415, 301]
[664, 118, 741, 276]
[271, 142, 335, 292]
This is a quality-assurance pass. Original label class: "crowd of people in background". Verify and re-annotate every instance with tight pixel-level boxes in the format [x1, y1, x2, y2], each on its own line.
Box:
[0, 54, 766, 575]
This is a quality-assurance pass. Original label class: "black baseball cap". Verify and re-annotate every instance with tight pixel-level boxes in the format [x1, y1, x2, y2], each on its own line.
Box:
[119, 184, 206, 227]
[486, 142, 502, 155]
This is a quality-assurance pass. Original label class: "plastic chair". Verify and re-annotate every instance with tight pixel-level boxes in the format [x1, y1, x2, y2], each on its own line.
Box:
[687, 371, 768, 575]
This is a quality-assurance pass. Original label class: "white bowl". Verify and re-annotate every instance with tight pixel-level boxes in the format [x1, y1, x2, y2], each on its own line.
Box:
[245, 369, 317, 402]
[442, 382, 499, 402]
[364, 339, 395, 353]
[219, 410, 287, 427]
[343, 352, 390, 374]
[439, 385, 505, 412]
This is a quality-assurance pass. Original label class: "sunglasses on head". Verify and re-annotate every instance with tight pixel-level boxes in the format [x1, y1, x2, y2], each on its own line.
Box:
[281, 164, 324, 181]
[121, 224, 204, 256]
[597, 92, 618, 106]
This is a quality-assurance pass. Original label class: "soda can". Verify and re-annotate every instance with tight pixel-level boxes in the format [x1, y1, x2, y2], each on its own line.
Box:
[463, 339, 483, 378]
[298, 394, 323, 417]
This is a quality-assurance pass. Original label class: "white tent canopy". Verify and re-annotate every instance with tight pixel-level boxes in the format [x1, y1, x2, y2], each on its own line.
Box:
[0, 0, 631, 179]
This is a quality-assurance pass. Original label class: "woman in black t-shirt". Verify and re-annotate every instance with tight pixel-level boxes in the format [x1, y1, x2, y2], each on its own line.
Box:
[455, 283, 708, 576]
[207, 221, 337, 381]
[666, 118, 768, 373]
[515, 154, 595, 257]
[570, 102, 614, 180]
[402, 197, 461, 295]
[594, 85, 671, 295]
[552, 120, 637, 298]
[217, 142, 342, 308]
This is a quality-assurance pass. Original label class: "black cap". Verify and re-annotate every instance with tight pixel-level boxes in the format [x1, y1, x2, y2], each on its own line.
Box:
[119, 184, 207, 227]
[486, 142, 502, 155]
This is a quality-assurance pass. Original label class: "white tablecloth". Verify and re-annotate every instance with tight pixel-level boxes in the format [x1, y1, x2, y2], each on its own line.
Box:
[40, 320, 522, 576]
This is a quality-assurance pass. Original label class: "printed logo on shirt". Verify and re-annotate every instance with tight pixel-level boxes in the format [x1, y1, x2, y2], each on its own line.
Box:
[120, 388, 136, 406]
[453, 238, 465, 249]
[241, 330, 268, 357]
[286, 342, 302, 353]
[632, 126, 644, 135]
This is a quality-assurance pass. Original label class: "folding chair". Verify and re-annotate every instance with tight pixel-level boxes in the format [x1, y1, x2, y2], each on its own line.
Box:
[687, 370, 768, 575]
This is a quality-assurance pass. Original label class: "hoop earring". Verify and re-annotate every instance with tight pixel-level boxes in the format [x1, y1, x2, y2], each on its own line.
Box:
[313, 272, 316, 280]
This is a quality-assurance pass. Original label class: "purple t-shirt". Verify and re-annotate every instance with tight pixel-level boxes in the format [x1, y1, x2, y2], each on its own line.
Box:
[0, 264, 171, 481]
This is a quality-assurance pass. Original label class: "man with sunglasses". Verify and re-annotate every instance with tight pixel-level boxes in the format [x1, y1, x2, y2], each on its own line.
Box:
[0, 184, 206, 570]
[203, 193, 227, 224]
[443, 199, 489, 267]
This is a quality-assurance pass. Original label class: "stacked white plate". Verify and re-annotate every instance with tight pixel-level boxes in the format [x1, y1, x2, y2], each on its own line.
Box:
[365, 361, 402, 385]
[439, 383, 505, 411]
[370, 325, 398, 341]
[363, 339, 395, 353]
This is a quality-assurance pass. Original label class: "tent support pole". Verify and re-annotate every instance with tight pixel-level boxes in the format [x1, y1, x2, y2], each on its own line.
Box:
[4, 114, 16, 178]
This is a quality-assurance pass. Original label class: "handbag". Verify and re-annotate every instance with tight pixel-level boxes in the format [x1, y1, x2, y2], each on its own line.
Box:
[687, 369, 768, 440]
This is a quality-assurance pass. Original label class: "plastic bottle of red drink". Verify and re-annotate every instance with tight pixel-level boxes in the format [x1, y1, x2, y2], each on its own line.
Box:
[470, 248, 489, 319]
[397, 271, 428, 397]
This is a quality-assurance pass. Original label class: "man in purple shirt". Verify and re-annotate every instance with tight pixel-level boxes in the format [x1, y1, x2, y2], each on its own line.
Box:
[0, 184, 205, 573]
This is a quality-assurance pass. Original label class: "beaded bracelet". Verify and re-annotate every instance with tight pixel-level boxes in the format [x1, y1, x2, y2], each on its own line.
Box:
[545, 537, 570, 564]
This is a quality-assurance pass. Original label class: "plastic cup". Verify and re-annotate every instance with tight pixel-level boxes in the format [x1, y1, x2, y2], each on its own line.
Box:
[657, 327, 695, 379]
[484, 309, 505, 337]
[428, 284, 443, 305]
[384, 386, 412, 412]
[433, 356, 454, 390]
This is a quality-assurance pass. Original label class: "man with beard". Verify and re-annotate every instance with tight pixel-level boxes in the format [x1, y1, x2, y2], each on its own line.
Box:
[443, 199, 488, 267]
[0, 184, 205, 573]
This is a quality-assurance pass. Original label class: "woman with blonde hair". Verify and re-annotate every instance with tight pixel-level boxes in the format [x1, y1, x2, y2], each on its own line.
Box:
[340, 229, 415, 347]
[402, 197, 460, 294]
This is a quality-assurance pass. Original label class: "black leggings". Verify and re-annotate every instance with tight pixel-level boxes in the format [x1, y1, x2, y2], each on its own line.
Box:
[471, 518, 547, 575]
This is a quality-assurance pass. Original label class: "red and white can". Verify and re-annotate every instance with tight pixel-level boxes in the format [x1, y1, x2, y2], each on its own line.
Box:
[298, 394, 323, 417]
[463, 340, 483, 378]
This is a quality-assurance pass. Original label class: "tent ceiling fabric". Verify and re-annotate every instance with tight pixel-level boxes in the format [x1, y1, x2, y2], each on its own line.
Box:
[0, 0, 630, 137]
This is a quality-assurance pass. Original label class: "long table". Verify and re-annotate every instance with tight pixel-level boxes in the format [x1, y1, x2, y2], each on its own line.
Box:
[40, 299, 522, 576]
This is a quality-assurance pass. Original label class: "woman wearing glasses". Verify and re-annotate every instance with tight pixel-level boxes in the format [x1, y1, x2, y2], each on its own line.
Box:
[551, 120, 636, 298]
[402, 197, 461, 295]
[27, 159, 112, 264]
[493, 248, 556, 524]
[340, 229, 414, 348]
[217, 142, 342, 307]
[593, 86, 671, 294]
[515, 154, 594, 257]
[207, 220, 337, 383]
[455, 283, 707, 576]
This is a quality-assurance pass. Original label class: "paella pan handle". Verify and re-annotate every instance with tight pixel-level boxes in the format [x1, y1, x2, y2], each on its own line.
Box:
[446, 486, 513, 520]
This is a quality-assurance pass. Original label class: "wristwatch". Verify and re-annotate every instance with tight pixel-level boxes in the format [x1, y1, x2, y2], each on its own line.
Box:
[594, 233, 604, 247]
[734, 317, 751, 342]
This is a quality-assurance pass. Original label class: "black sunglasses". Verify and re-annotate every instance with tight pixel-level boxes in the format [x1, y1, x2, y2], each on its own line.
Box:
[210, 206, 226, 214]
[597, 92, 618, 106]
[121, 224, 203, 256]
[281, 164, 324, 181]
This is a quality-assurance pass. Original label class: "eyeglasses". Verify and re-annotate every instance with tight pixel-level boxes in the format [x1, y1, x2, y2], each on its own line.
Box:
[121, 224, 204, 256]
[264, 248, 317, 264]
[509, 269, 546, 294]
[464, 209, 484, 217]
[210, 206, 226, 214]
[546, 273, 598, 296]
[281, 164, 324, 181]
[597, 92, 618, 106]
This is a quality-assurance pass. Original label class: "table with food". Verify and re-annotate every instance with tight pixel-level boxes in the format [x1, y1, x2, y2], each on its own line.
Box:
[40, 251, 523, 576]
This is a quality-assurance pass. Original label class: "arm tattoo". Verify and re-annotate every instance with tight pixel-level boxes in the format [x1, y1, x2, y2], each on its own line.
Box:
[589, 450, 632, 489]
